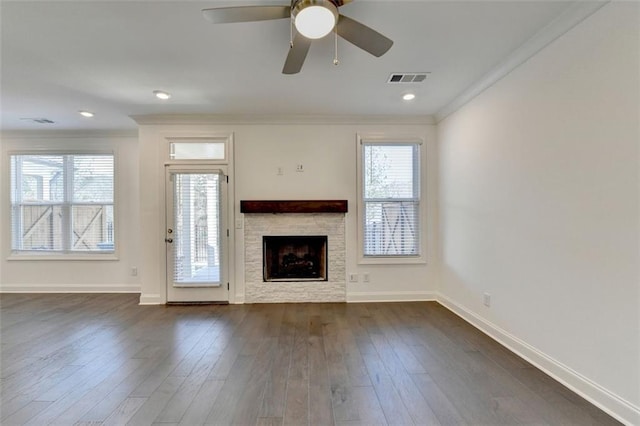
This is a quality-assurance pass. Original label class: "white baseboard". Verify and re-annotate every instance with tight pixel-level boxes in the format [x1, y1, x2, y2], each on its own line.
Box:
[436, 292, 639, 426]
[347, 291, 437, 303]
[139, 293, 164, 305]
[0, 284, 140, 293]
[232, 293, 245, 304]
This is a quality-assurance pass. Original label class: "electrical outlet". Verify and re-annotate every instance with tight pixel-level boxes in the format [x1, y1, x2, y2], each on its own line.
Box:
[362, 272, 370, 283]
[131, 267, 138, 277]
[483, 292, 491, 307]
[349, 273, 359, 283]
[235, 218, 243, 229]
[277, 167, 284, 175]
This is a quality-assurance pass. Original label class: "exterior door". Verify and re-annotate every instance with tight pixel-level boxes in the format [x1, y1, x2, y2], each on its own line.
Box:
[165, 166, 228, 302]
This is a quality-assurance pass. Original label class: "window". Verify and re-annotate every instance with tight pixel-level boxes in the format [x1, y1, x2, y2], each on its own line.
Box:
[169, 140, 226, 160]
[10, 154, 115, 255]
[360, 141, 421, 257]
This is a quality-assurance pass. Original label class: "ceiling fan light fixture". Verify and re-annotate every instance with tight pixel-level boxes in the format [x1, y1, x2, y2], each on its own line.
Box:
[293, 0, 338, 40]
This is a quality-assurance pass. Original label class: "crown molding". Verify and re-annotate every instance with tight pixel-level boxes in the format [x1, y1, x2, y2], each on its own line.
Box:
[130, 114, 436, 126]
[435, 1, 609, 123]
[0, 129, 138, 140]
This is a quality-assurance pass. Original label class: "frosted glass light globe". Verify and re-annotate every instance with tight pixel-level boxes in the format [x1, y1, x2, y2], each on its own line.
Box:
[294, 1, 338, 40]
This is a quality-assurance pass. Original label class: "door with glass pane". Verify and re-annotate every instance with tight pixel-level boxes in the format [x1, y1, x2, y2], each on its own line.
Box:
[165, 166, 228, 302]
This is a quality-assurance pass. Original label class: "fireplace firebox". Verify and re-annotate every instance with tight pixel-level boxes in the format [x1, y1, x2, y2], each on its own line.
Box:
[263, 236, 328, 282]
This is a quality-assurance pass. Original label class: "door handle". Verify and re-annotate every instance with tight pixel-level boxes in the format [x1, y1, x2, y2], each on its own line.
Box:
[165, 238, 173, 243]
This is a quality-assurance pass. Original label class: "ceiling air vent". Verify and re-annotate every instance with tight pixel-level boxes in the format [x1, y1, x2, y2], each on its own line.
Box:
[20, 117, 55, 124]
[387, 72, 430, 83]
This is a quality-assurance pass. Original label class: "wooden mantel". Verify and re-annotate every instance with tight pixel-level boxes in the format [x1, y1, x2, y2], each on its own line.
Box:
[240, 200, 348, 214]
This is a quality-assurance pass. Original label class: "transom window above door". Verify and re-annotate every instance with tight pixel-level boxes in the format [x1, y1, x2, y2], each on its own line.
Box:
[169, 139, 227, 161]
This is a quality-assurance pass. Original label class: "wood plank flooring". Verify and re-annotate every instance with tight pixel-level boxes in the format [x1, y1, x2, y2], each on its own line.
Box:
[0, 294, 620, 425]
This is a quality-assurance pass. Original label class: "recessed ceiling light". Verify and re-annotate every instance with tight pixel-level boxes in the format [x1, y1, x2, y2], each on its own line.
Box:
[402, 93, 416, 101]
[79, 110, 94, 118]
[153, 90, 171, 100]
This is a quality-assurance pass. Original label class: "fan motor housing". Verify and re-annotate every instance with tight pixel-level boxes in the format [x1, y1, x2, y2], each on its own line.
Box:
[292, 0, 347, 9]
[292, 0, 339, 18]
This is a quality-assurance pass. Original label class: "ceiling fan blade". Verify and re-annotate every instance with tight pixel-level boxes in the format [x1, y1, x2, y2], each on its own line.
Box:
[202, 6, 290, 24]
[336, 14, 393, 57]
[282, 33, 312, 74]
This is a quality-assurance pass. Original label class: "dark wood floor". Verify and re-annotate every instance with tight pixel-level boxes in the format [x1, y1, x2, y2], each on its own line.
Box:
[0, 294, 619, 426]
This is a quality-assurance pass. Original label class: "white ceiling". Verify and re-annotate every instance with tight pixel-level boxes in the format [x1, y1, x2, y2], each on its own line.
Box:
[1, 0, 575, 130]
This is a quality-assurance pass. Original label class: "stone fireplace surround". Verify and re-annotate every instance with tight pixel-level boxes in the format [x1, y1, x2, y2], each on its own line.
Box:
[242, 200, 347, 303]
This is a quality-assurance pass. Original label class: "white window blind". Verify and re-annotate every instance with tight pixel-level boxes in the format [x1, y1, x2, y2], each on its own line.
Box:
[362, 142, 420, 256]
[171, 172, 221, 285]
[10, 154, 115, 254]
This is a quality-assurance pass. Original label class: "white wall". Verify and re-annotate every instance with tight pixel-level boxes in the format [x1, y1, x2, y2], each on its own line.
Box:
[137, 121, 438, 304]
[0, 133, 141, 292]
[437, 3, 639, 423]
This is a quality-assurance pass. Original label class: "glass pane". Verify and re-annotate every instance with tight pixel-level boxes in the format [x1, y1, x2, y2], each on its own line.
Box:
[364, 144, 417, 199]
[14, 205, 64, 251]
[72, 205, 114, 251]
[173, 173, 221, 285]
[364, 201, 419, 256]
[73, 155, 114, 203]
[10, 154, 115, 254]
[170, 142, 225, 160]
[12, 155, 64, 202]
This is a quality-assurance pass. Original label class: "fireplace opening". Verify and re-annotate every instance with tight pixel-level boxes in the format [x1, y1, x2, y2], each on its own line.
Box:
[263, 236, 328, 282]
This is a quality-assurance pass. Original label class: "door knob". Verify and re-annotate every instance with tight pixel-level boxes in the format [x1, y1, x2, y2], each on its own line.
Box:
[165, 238, 173, 243]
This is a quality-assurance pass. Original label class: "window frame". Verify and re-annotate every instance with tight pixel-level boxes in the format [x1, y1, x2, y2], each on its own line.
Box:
[166, 137, 229, 164]
[356, 135, 426, 265]
[7, 150, 118, 261]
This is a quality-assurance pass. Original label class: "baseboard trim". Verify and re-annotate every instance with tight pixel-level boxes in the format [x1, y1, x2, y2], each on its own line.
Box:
[0, 284, 140, 293]
[435, 292, 639, 426]
[139, 293, 164, 305]
[347, 291, 437, 303]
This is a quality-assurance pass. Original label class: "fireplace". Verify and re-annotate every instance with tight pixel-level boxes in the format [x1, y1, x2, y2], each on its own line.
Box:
[242, 201, 347, 303]
[263, 236, 328, 282]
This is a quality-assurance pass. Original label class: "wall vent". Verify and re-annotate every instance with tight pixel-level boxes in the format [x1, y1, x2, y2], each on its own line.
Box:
[387, 72, 430, 84]
[20, 117, 55, 124]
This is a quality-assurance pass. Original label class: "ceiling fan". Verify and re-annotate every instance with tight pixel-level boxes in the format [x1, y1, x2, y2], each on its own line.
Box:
[202, 0, 393, 74]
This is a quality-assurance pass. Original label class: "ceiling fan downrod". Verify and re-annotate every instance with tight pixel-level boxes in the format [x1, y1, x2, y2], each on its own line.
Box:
[333, 28, 339, 66]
